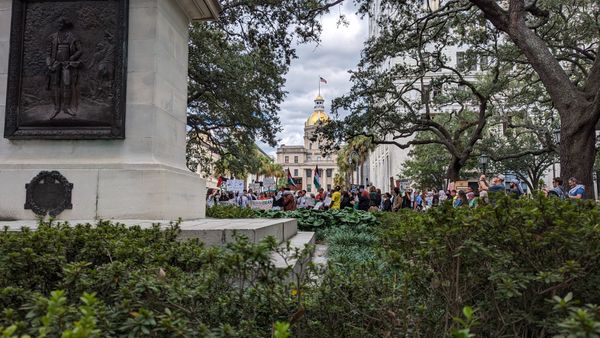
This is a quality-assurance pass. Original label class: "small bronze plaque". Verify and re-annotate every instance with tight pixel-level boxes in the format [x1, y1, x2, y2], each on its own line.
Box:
[5, 0, 128, 139]
[25, 171, 73, 217]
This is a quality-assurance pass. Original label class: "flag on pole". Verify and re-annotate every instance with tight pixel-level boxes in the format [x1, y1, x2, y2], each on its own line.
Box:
[319, 77, 328, 84]
[287, 168, 296, 187]
[313, 165, 321, 190]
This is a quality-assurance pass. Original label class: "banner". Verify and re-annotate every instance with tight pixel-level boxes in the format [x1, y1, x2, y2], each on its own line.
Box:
[217, 200, 237, 206]
[248, 183, 260, 192]
[249, 199, 273, 210]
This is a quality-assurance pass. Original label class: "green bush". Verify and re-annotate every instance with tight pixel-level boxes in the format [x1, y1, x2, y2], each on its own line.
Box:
[206, 204, 257, 218]
[257, 208, 379, 234]
[378, 195, 600, 337]
[3, 196, 600, 337]
[0, 221, 302, 337]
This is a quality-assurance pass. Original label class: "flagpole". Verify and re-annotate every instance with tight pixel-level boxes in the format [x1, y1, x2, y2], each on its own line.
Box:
[318, 75, 321, 96]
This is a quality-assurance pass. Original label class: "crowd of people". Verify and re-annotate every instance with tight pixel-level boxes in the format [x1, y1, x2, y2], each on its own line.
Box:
[206, 174, 587, 212]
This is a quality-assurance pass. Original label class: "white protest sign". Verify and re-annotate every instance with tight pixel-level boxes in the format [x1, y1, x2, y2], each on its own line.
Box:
[249, 183, 260, 192]
[249, 199, 273, 210]
[226, 179, 245, 193]
[263, 177, 276, 191]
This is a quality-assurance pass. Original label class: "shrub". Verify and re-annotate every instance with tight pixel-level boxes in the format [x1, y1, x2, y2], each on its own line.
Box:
[206, 204, 257, 218]
[378, 195, 600, 337]
[0, 221, 301, 337]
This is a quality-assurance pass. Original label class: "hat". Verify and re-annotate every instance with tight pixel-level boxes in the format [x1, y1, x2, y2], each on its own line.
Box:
[496, 174, 505, 181]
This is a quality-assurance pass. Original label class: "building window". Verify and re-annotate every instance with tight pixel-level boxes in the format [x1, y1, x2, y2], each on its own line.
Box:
[327, 184, 332, 191]
[294, 169, 298, 176]
[318, 169, 323, 178]
[307, 155, 312, 161]
[309, 143, 313, 149]
[306, 169, 312, 178]
[294, 156, 299, 163]
[307, 184, 312, 192]
[285, 156, 289, 163]
[326, 169, 333, 178]
[316, 156, 321, 162]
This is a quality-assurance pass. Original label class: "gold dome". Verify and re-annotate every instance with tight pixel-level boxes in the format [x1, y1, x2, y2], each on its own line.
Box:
[307, 111, 330, 126]
[315, 94, 324, 101]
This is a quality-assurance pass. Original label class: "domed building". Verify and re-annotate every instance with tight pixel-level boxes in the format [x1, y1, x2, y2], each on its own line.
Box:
[276, 95, 338, 192]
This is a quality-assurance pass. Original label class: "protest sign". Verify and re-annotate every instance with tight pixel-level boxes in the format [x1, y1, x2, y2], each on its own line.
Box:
[249, 199, 273, 210]
[225, 179, 245, 193]
[263, 177, 276, 191]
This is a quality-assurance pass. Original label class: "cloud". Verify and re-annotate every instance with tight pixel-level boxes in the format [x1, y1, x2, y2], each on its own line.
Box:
[259, 2, 368, 157]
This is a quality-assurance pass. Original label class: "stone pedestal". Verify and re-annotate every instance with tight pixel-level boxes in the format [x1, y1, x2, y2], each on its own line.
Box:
[0, 0, 219, 220]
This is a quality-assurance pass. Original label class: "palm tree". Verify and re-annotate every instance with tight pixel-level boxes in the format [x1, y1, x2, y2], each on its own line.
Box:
[336, 136, 375, 185]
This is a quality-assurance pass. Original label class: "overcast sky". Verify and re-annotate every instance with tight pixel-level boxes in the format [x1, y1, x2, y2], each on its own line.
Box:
[260, 2, 368, 156]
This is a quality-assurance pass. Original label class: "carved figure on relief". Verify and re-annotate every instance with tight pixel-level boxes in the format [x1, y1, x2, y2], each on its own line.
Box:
[46, 17, 83, 119]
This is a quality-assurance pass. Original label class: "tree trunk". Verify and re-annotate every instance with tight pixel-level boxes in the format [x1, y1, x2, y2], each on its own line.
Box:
[446, 156, 462, 183]
[560, 111, 597, 199]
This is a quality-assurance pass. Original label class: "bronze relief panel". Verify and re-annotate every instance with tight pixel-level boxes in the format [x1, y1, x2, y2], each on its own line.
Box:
[5, 0, 128, 139]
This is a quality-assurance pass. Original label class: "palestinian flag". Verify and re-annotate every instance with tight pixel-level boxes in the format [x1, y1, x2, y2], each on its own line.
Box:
[287, 168, 296, 187]
[216, 176, 226, 188]
[313, 165, 321, 190]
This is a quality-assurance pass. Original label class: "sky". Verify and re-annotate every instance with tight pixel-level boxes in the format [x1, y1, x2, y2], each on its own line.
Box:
[259, 2, 368, 157]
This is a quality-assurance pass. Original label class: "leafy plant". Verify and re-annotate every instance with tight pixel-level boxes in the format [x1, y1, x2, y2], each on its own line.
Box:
[206, 204, 257, 218]
[257, 208, 380, 236]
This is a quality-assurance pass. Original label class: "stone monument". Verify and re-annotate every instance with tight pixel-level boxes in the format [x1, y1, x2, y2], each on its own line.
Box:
[0, 0, 220, 220]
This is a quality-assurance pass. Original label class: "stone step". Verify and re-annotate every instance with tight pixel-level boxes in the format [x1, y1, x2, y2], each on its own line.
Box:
[271, 231, 316, 280]
[1, 218, 298, 246]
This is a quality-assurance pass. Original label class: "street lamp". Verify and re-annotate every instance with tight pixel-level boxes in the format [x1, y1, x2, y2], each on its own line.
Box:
[478, 153, 489, 175]
[553, 129, 561, 145]
[552, 129, 560, 179]
[348, 150, 359, 185]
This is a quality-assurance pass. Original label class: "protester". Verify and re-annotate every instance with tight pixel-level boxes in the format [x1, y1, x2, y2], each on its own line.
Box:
[413, 191, 423, 211]
[439, 190, 448, 203]
[392, 187, 402, 211]
[330, 186, 342, 209]
[508, 179, 524, 198]
[488, 174, 506, 193]
[432, 191, 440, 206]
[382, 193, 392, 211]
[358, 190, 371, 211]
[402, 190, 412, 209]
[341, 191, 352, 209]
[467, 191, 477, 208]
[453, 190, 468, 208]
[545, 177, 566, 199]
[206, 188, 217, 207]
[568, 177, 585, 199]
[297, 190, 308, 208]
[478, 174, 489, 192]
[369, 186, 381, 208]
[283, 190, 296, 211]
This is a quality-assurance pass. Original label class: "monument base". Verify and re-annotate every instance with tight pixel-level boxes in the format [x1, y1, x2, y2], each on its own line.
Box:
[0, 163, 206, 221]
